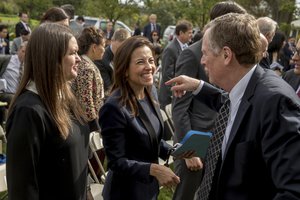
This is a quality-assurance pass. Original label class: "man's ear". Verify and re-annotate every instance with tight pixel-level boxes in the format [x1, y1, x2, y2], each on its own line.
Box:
[223, 46, 232, 65]
[224, 53, 228, 59]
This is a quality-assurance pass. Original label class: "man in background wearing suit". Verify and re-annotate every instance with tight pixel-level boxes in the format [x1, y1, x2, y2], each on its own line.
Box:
[10, 29, 30, 55]
[0, 41, 27, 126]
[15, 12, 31, 38]
[0, 25, 9, 55]
[143, 14, 161, 41]
[172, 2, 247, 200]
[94, 28, 130, 96]
[283, 39, 300, 96]
[158, 20, 193, 110]
[167, 13, 300, 200]
[103, 21, 115, 47]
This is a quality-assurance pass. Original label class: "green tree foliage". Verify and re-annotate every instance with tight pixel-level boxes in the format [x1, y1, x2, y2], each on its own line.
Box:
[235, 0, 296, 35]
[13, 0, 53, 19]
[0, 0, 19, 14]
[143, 0, 220, 31]
[80, 0, 140, 28]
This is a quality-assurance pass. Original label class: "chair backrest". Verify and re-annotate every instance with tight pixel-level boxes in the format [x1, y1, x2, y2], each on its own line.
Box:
[160, 109, 174, 140]
[88, 131, 107, 184]
[89, 131, 103, 152]
[165, 104, 173, 124]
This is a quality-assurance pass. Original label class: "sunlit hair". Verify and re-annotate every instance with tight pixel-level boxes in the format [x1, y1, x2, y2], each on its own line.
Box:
[112, 36, 155, 116]
[111, 28, 130, 42]
[41, 7, 69, 24]
[77, 26, 105, 55]
[8, 23, 86, 139]
[257, 17, 277, 36]
[206, 13, 261, 65]
[209, 1, 247, 20]
[175, 20, 192, 36]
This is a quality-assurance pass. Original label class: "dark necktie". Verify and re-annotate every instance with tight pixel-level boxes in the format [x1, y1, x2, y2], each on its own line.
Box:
[196, 98, 231, 200]
[297, 89, 300, 98]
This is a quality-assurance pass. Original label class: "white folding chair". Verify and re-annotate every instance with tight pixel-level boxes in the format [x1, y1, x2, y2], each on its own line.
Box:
[159, 109, 174, 166]
[88, 131, 107, 200]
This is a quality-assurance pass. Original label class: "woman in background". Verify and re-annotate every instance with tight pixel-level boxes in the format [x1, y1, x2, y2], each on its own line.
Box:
[41, 7, 69, 26]
[6, 23, 89, 200]
[99, 36, 180, 200]
[72, 26, 105, 132]
[149, 30, 162, 66]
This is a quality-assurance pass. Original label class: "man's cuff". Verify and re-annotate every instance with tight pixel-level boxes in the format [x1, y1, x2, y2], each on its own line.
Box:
[192, 80, 204, 95]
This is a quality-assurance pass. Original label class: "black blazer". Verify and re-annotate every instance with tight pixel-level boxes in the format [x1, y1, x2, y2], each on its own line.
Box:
[282, 69, 300, 91]
[172, 40, 217, 142]
[15, 22, 28, 38]
[158, 38, 182, 109]
[99, 89, 171, 200]
[94, 46, 114, 93]
[196, 66, 300, 200]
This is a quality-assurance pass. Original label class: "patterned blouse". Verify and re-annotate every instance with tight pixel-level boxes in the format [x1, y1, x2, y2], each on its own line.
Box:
[72, 55, 104, 121]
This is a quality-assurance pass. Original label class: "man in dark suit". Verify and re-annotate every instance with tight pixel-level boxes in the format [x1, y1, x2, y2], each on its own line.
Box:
[143, 14, 161, 41]
[283, 69, 300, 93]
[283, 59, 300, 97]
[158, 20, 193, 110]
[257, 17, 277, 69]
[167, 13, 300, 200]
[94, 28, 130, 96]
[0, 25, 10, 55]
[172, 39, 217, 200]
[282, 38, 300, 95]
[103, 21, 115, 47]
[15, 12, 31, 38]
[172, 2, 247, 200]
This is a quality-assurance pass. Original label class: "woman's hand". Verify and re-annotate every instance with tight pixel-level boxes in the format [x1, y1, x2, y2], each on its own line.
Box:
[150, 164, 180, 188]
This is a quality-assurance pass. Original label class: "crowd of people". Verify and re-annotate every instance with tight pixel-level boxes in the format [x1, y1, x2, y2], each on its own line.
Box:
[0, 1, 300, 200]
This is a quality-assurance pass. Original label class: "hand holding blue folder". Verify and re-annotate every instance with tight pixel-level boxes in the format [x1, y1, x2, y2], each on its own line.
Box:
[171, 130, 212, 158]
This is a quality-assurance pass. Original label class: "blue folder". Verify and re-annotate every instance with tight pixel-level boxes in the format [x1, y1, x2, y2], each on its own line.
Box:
[171, 130, 212, 158]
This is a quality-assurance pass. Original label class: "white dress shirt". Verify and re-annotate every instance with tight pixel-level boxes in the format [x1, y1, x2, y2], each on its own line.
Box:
[193, 65, 257, 158]
[1, 55, 21, 93]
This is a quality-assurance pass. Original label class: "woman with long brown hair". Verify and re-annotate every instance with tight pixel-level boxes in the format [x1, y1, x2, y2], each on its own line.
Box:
[99, 36, 180, 200]
[6, 23, 89, 200]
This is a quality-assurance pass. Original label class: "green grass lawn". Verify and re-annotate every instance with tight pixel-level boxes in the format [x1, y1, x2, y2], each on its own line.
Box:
[158, 187, 174, 200]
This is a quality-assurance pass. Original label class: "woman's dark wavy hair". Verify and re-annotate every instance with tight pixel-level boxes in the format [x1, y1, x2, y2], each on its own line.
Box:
[77, 27, 104, 55]
[112, 36, 156, 116]
[41, 7, 69, 24]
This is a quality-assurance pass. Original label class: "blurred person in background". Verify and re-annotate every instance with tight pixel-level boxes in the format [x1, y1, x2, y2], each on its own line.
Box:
[143, 14, 161, 41]
[72, 27, 105, 132]
[61, 4, 83, 36]
[41, 7, 70, 26]
[15, 12, 31, 37]
[103, 21, 115, 47]
[10, 29, 30, 55]
[149, 30, 162, 66]
[0, 25, 9, 55]
[94, 28, 131, 97]
[158, 20, 193, 110]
